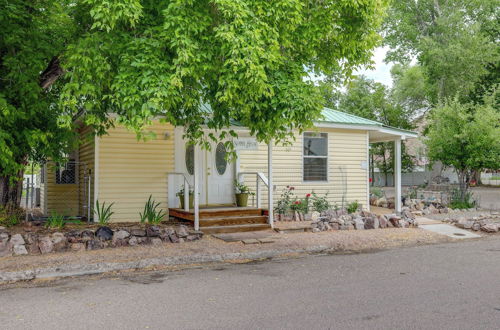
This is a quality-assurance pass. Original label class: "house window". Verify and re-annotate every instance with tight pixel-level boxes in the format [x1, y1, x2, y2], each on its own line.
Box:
[303, 132, 328, 182]
[40, 164, 45, 184]
[185, 144, 195, 175]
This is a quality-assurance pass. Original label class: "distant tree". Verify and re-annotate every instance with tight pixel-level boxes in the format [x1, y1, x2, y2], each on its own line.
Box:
[425, 95, 500, 202]
[383, 0, 499, 103]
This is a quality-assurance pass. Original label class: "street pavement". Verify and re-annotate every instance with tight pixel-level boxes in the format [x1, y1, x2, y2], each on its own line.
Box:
[1, 237, 500, 329]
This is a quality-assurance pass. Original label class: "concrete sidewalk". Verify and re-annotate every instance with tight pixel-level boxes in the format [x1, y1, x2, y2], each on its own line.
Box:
[0, 228, 453, 284]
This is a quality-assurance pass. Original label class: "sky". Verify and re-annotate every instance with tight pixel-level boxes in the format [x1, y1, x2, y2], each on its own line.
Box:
[354, 46, 393, 87]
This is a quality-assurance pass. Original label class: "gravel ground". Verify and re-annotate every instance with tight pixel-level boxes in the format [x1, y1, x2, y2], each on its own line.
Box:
[0, 228, 451, 273]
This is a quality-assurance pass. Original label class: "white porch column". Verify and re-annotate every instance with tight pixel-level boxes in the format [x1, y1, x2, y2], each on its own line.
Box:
[193, 144, 200, 231]
[267, 139, 274, 228]
[394, 138, 402, 214]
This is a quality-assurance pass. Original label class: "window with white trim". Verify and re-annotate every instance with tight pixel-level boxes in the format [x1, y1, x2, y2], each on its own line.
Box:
[303, 132, 328, 182]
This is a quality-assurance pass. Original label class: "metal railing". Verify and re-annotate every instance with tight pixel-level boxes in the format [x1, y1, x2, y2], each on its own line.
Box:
[237, 171, 268, 209]
[167, 172, 192, 212]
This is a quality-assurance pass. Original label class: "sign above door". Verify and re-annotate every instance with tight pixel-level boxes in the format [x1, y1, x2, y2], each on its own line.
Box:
[234, 138, 258, 150]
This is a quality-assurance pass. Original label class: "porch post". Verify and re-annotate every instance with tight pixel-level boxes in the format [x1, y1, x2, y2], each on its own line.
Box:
[394, 138, 402, 214]
[183, 179, 189, 212]
[193, 144, 200, 231]
[267, 139, 273, 228]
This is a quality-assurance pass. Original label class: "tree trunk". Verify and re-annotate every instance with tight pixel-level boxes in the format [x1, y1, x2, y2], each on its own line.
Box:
[0, 172, 24, 212]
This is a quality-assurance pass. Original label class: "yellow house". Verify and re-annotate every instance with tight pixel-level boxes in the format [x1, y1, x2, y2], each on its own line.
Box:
[40, 108, 417, 232]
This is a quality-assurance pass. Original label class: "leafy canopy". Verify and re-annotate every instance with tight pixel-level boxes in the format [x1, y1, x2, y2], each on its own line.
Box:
[60, 0, 389, 145]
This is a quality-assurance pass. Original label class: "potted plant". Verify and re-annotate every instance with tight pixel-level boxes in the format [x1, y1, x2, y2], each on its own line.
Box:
[176, 187, 194, 209]
[234, 180, 254, 207]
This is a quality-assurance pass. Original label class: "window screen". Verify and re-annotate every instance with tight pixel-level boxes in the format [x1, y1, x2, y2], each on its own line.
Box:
[303, 132, 328, 181]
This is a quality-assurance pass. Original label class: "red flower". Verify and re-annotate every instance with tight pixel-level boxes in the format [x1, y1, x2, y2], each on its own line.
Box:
[294, 201, 301, 205]
[369, 178, 373, 183]
[306, 193, 311, 198]
[290, 186, 295, 190]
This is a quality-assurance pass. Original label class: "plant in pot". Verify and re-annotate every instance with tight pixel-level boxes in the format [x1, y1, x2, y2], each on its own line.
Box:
[234, 180, 254, 207]
[176, 187, 194, 209]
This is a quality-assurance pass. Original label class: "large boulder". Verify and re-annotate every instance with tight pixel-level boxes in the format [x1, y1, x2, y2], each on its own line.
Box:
[353, 217, 365, 230]
[146, 226, 160, 237]
[130, 228, 146, 237]
[13, 244, 28, 255]
[51, 232, 68, 252]
[177, 225, 189, 238]
[9, 234, 25, 246]
[378, 215, 388, 229]
[364, 217, 380, 230]
[113, 230, 130, 240]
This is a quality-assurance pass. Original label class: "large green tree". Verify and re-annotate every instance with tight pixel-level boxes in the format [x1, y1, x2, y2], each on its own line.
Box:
[383, 0, 499, 103]
[425, 94, 500, 202]
[0, 1, 76, 208]
[1, 0, 389, 208]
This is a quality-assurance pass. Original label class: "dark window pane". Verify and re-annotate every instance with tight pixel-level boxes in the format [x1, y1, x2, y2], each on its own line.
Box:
[185, 144, 194, 175]
[303, 158, 327, 181]
[304, 133, 327, 156]
[215, 142, 227, 175]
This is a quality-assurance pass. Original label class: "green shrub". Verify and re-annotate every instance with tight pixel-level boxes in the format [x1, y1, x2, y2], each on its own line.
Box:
[347, 201, 360, 214]
[95, 200, 114, 224]
[45, 212, 65, 229]
[311, 192, 330, 213]
[0, 205, 22, 227]
[369, 186, 384, 198]
[449, 189, 476, 209]
[275, 186, 295, 215]
[140, 195, 166, 224]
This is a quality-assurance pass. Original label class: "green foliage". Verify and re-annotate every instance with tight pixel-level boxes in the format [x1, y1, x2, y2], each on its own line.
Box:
[289, 198, 308, 214]
[234, 181, 254, 195]
[0, 206, 21, 227]
[310, 192, 330, 213]
[60, 0, 389, 148]
[425, 96, 500, 202]
[95, 200, 115, 225]
[45, 212, 65, 229]
[383, 0, 499, 103]
[139, 195, 165, 224]
[449, 189, 476, 210]
[347, 201, 360, 214]
[275, 186, 295, 215]
[369, 187, 384, 199]
[176, 186, 194, 197]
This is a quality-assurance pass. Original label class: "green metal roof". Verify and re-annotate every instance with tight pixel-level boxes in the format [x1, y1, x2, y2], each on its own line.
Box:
[319, 107, 418, 137]
[320, 107, 381, 126]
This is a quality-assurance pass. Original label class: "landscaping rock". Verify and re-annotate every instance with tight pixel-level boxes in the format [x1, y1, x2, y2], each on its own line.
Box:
[177, 225, 189, 238]
[9, 234, 25, 246]
[86, 239, 105, 250]
[146, 226, 160, 237]
[151, 238, 163, 245]
[311, 211, 320, 221]
[471, 222, 481, 231]
[80, 230, 94, 240]
[0, 232, 9, 243]
[0, 240, 12, 257]
[13, 244, 28, 255]
[130, 229, 146, 237]
[378, 216, 388, 229]
[128, 236, 139, 246]
[353, 217, 365, 230]
[70, 243, 85, 252]
[330, 223, 340, 231]
[113, 230, 130, 240]
[96, 226, 113, 241]
[38, 236, 54, 254]
[51, 232, 68, 252]
[364, 217, 379, 230]
[481, 223, 499, 233]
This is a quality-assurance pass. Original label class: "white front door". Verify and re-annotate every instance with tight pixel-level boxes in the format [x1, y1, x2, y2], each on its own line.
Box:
[205, 141, 234, 205]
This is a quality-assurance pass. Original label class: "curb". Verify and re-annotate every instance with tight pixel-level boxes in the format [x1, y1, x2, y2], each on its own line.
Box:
[0, 245, 332, 284]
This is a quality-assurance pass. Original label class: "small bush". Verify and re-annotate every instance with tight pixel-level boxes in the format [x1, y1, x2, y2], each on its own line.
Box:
[347, 201, 360, 214]
[275, 186, 295, 215]
[95, 200, 114, 224]
[45, 212, 65, 229]
[449, 189, 476, 209]
[311, 191, 330, 213]
[139, 195, 165, 224]
[0, 205, 23, 227]
[370, 186, 384, 198]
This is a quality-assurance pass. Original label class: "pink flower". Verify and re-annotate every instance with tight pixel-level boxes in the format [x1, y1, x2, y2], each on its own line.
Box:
[306, 193, 311, 198]
[294, 201, 300, 205]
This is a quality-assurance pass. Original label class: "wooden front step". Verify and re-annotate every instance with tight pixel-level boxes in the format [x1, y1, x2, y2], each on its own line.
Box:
[200, 215, 268, 227]
[169, 207, 263, 221]
[200, 223, 271, 234]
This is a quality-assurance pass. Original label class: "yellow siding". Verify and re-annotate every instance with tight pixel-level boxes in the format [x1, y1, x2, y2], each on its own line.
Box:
[239, 128, 369, 210]
[97, 122, 175, 222]
[78, 126, 95, 219]
[44, 162, 79, 216]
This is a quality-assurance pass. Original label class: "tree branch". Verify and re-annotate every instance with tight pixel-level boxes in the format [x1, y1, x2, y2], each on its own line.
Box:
[39, 56, 64, 89]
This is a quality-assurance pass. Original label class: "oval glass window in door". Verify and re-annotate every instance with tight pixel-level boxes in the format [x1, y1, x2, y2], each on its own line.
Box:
[185, 144, 194, 175]
[215, 142, 227, 175]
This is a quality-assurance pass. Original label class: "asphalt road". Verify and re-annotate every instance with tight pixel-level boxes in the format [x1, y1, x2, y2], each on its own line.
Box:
[1, 238, 500, 330]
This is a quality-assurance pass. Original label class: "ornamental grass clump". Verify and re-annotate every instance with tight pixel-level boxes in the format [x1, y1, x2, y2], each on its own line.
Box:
[95, 200, 114, 224]
[139, 195, 166, 224]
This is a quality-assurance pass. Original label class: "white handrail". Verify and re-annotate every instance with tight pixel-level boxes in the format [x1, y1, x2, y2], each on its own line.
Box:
[237, 171, 268, 208]
[167, 172, 192, 212]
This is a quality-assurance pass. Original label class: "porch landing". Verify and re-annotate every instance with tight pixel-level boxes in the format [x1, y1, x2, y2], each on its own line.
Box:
[168, 207, 271, 234]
